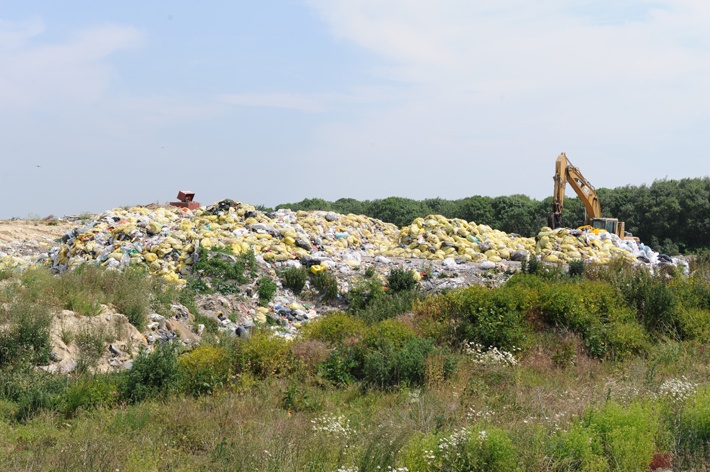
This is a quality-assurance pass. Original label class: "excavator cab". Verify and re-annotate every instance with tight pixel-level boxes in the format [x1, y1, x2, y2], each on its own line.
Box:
[591, 218, 620, 235]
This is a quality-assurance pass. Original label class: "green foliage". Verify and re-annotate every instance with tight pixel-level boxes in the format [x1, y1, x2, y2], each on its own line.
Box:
[359, 335, 435, 388]
[386, 267, 418, 292]
[192, 247, 257, 295]
[62, 375, 119, 417]
[678, 385, 710, 451]
[609, 266, 682, 338]
[227, 330, 292, 378]
[521, 255, 542, 275]
[74, 324, 113, 373]
[313, 270, 339, 302]
[568, 259, 585, 278]
[281, 266, 308, 294]
[550, 424, 607, 471]
[538, 280, 649, 359]
[348, 276, 385, 312]
[584, 401, 658, 471]
[257, 276, 277, 304]
[0, 301, 53, 367]
[280, 379, 319, 413]
[178, 344, 230, 396]
[120, 343, 181, 403]
[301, 311, 366, 345]
[0, 366, 69, 422]
[319, 344, 359, 385]
[432, 284, 530, 351]
[355, 289, 423, 324]
[400, 427, 517, 471]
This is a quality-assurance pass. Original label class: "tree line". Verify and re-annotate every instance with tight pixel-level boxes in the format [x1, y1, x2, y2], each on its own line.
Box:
[274, 177, 710, 255]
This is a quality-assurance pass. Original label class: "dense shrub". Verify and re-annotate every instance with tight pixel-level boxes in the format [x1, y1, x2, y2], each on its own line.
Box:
[313, 270, 339, 302]
[0, 366, 69, 422]
[443, 285, 529, 351]
[400, 427, 517, 471]
[120, 343, 181, 403]
[679, 386, 710, 451]
[191, 247, 257, 295]
[348, 276, 385, 312]
[257, 276, 277, 304]
[0, 301, 53, 367]
[360, 336, 435, 388]
[228, 330, 292, 378]
[676, 307, 710, 342]
[550, 423, 607, 470]
[609, 266, 682, 338]
[62, 375, 120, 417]
[386, 268, 418, 292]
[301, 311, 366, 345]
[282, 266, 308, 294]
[584, 401, 658, 471]
[178, 344, 230, 396]
[356, 289, 422, 324]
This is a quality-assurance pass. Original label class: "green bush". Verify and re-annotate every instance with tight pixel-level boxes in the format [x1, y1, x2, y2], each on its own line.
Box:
[0, 301, 53, 367]
[348, 276, 385, 312]
[178, 344, 229, 396]
[319, 344, 359, 385]
[75, 324, 113, 373]
[679, 385, 710, 450]
[360, 336, 435, 388]
[676, 307, 710, 342]
[120, 343, 181, 403]
[192, 247, 257, 295]
[301, 311, 366, 345]
[61, 375, 119, 417]
[257, 276, 277, 304]
[228, 330, 292, 378]
[313, 270, 339, 302]
[355, 320, 433, 388]
[568, 259, 585, 278]
[550, 423, 607, 471]
[447, 285, 528, 351]
[387, 267, 418, 292]
[400, 427, 517, 471]
[355, 289, 423, 324]
[282, 266, 308, 294]
[585, 401, 658, 471]
[0, 366, 69, 422]
[611, 266, 681, 338]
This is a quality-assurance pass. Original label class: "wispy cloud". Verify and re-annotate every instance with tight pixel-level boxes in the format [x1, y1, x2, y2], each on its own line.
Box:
[0, 21, 143, 108]
[219, 93, 325, 112]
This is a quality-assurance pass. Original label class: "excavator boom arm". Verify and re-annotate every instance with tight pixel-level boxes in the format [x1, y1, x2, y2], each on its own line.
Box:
[549, 153, 602, 228]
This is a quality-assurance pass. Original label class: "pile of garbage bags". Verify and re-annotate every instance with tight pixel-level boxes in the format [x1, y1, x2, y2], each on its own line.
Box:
[395, 215, 535, 262]
[0, 200, 682, 282]
[45, 201, 401, 283]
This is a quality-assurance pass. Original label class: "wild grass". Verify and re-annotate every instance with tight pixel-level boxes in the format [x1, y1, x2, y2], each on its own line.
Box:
[0, 262, 710, 469]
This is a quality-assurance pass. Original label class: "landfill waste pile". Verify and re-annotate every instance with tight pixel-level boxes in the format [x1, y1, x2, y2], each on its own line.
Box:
[535, 227, 685, 269]
[0, 200, 682, 282]
[43, 200, 401, 282]
[396, 215, 535, 262]
[0, 200, 687, 373]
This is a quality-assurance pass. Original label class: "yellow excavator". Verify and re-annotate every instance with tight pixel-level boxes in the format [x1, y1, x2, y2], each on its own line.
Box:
[548, 153, 635, 240]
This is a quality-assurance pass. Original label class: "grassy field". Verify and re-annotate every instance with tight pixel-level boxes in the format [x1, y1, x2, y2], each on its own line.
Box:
[1, 257, 710, 471]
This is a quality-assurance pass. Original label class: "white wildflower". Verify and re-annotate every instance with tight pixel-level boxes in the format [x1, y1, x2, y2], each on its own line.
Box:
[659, 377, 697, 402]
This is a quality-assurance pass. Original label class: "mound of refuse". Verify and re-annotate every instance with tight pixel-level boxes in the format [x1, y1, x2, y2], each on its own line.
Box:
[534, 227, 681, 267]
[45, 200, 400, 283]
[394, 215, 535, 262]
[0, 199, 682, 282]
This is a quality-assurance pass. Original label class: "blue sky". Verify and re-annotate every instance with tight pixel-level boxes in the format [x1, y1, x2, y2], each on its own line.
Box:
[1, 1, 708, 219]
